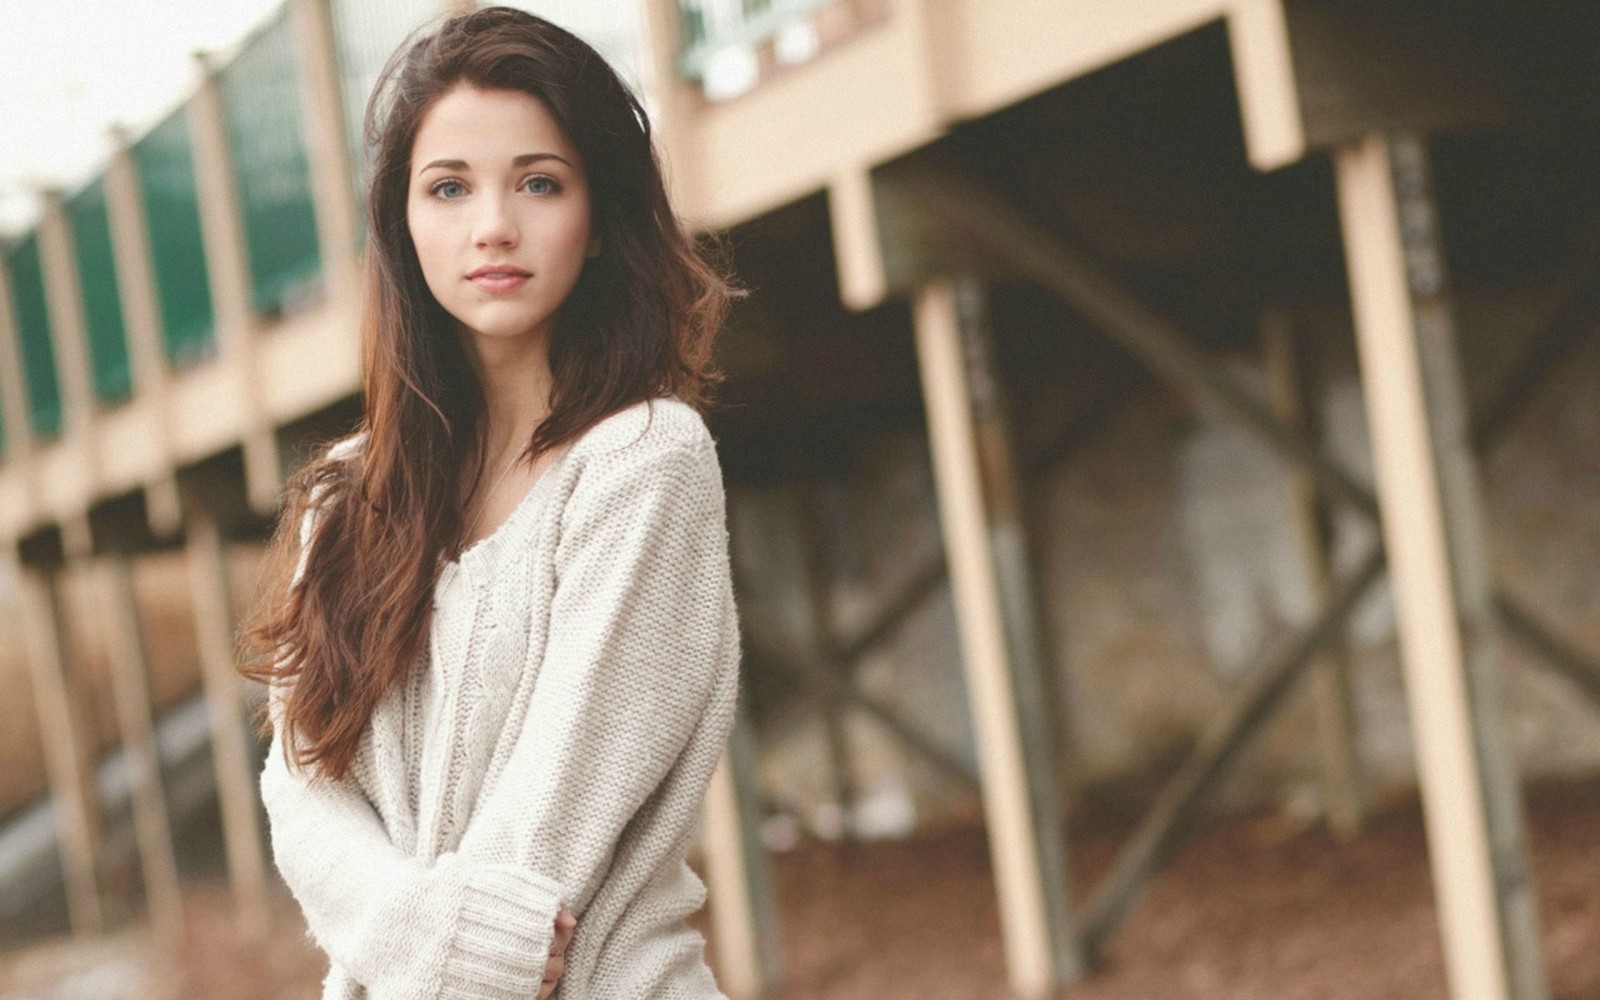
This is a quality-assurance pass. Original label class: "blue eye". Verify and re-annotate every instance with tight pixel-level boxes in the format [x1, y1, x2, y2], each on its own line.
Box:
[429, 179, 466, 199]
[524, 175, 562, 195]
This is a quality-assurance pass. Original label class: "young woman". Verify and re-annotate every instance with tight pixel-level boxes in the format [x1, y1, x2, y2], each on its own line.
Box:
[241, 8, 741, 998]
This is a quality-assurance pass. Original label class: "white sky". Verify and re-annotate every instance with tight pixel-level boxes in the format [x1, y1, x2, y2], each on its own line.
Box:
[0, 0, 649, 236]
[0, 0, 286, 234]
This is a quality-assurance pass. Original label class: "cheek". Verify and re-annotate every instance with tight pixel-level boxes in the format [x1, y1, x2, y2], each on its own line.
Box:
[406, 208, 451, 290]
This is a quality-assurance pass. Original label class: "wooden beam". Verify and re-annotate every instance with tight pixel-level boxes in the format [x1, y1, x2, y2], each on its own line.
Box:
[95, 552, 185, 949]
[1262, 307, 1364, 839]
[702, 714, 785, 999]
[12, 554, 104, 935]
[741, 624, 979, 790]
[1082, 546, 1385, 950]
[188, 51, 282, 517]
[1225, 0, 1307, 171]
[828, 167, 889, 312]
[1334, 130, 1546, 1000]
[183, 506, 270, 937]
[912, 275, 1080, 998]
[797, 483, 859, 842]
[289, 0, 362, 306]
[895, 162, 1379, 522]
[104, 126, 184, 538]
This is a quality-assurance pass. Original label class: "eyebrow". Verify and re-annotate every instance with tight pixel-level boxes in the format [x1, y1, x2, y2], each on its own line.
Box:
[418, 153, 573, 174]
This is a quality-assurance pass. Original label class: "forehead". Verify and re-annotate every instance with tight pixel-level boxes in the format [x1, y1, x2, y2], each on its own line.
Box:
[411, 85, 581, 169]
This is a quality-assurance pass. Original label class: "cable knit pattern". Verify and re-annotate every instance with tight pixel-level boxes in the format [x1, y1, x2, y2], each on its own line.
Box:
[259, 397, 741, 1000]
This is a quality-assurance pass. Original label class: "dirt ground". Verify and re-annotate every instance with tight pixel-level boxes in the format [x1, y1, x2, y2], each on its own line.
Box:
[4, 774, 1597, 1000]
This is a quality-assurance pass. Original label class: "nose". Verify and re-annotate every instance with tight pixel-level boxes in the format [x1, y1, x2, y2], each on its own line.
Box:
[470, 191, 519, 248]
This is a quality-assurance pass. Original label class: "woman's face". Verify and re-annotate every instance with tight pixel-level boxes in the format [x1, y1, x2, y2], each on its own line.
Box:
[407, 84, 600, 355]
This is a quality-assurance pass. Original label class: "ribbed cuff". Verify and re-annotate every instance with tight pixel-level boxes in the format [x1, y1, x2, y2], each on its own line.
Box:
[438, 862, 567, 1000]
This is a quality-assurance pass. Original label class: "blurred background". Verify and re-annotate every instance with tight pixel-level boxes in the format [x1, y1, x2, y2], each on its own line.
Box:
[0, 1, 1597, 998]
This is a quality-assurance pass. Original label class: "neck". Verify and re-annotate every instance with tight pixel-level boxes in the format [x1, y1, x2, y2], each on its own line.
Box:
[459, 323, 556, 458]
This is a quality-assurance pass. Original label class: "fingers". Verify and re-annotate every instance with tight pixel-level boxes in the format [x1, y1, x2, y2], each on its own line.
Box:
[551, 906, 576, 955]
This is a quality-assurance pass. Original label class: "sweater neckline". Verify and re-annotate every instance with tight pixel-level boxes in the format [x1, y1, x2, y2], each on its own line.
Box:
[440, 442, 574, 593]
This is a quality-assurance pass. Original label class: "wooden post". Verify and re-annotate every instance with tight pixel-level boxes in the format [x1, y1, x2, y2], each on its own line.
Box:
[36, 190, 102, 510]
[289, 0, 362, 307]
[12, 554, 104, 935]
[188, 51, 282, 517]
[1261, 307, 1364, 839]
[1333, 130, 1547, 1000]
[0, 259, 44, 524]
[912, 275, 1084, 998]
[797, 483, 858, 842]
[183, 506, 269, 936]
[702, 713, 785, 999]
[104, 126, 184, 538]
[96, 552, 186, 948]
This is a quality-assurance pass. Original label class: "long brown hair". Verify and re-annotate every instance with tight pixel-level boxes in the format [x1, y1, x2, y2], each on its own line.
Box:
[241, 5, 736, 781]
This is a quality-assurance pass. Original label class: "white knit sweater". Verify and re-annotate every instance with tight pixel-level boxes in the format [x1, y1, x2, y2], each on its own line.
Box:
[259, 397, 741, 1000]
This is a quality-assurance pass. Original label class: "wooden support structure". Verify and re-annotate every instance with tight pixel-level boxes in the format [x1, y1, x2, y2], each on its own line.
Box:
[913, 275, 1084, 998]
[702, 713, 785, 999]
[11, 554, 104, 935]
[1333, 130, 1547, 1000]
[1262, 308, 1364, 839]
[289, 0, 362, 306]
[1082, 547, 1385, 950]
[901, 162, 1600, 737]
[188, 51, 282, 517]
[183, 506, 269, 937]
[105, 126, 185, 539]
[95, 552, 186, 949]
[797, 483, 859, 841]
[741, 619, 979, 791]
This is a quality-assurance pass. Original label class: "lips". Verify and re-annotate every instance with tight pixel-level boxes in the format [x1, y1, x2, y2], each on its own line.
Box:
[467, 266, 531, 293]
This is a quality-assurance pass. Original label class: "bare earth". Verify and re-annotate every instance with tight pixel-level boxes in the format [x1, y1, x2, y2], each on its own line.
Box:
[4, 776, 1598, 999]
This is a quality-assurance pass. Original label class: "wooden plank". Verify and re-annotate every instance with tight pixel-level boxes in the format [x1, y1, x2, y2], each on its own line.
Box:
[912, 276, 1074, 998]
[183, 507, 270, 937]
[104, 129, 184, 539]
[1082, 547, 1384, 949]
[187, 52, 281, 517]
[949, 275, 1083, 981]
[1262, 307, 1364, 839]
[1333, 130, 1546, 1000]
[702, 714, 785, 999]
[96, 553, 185, 949]
[13, 556, 104, 935]
[289, 0, 362, 306]
[798, 483, 859, 842]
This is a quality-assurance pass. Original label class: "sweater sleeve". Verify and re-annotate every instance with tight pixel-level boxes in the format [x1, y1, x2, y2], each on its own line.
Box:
[258, 455, 563, 1000]
[452, 432, 739, 923]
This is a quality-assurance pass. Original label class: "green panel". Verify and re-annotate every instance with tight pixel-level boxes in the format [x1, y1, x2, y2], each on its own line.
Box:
[218, 6, 323, 316]
[6, 235, 64, 440]
[133, 106, 217, 368]
[67, 177, 134, 403]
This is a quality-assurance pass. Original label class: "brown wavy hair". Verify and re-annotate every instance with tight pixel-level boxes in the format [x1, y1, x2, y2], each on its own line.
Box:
[240, 5, 736, 781]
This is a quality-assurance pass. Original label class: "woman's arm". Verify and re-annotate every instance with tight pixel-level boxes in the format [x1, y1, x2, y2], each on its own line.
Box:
[259, 451, 564, 999]
[260, 686, 565, 999]
[454, 432, 740, 916]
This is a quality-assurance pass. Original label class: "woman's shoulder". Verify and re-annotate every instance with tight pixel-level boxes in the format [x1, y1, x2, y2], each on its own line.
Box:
[568, 396, 714, 466]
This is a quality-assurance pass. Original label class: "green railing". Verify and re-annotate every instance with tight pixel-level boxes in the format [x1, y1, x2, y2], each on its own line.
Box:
[217, 4, 323, 316]
[676, 0, 839, 81]
[66, 177, 134, 403]
[4, 234, 64, 440]
[133, 105, 217, 368]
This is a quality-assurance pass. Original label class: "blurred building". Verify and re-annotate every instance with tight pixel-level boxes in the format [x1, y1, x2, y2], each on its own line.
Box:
[0, 2, 1597, 999]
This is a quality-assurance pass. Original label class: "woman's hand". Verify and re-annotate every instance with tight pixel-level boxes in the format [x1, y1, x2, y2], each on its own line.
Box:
[537, 906, 577, 1000]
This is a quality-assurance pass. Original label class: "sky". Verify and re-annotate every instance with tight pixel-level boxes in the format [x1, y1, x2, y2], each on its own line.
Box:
[0, 1, 649, 237]
[0, 0, 288, 234]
